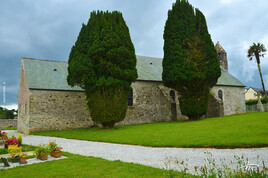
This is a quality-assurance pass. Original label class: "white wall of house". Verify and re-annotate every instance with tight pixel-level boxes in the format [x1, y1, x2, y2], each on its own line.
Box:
[245, 88, 258, 100]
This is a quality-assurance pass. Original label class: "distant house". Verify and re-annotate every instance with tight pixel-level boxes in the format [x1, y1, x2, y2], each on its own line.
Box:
[245, 87, 268, 100]
[18, 42, 246, 134]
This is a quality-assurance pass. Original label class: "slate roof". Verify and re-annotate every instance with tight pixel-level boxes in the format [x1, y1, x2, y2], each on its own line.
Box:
[21, 55, 245, 91]
[250, 87, 268, 95]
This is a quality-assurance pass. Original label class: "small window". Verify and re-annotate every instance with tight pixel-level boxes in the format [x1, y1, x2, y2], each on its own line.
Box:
[170, 90, 175, 101]
[128, 88, 133, 106]
[25, 104, 27, 114]
[218, 90, 223, 100]
[254, 93, 257, 97]
[218, 53, 223, 63]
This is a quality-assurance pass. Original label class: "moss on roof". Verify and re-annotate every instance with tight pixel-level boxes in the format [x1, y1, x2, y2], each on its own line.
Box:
[22, 56, 244, 91]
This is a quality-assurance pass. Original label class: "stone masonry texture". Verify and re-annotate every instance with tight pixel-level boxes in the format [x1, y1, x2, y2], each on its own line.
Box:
[0, 119, 17, 129]
[18, 63, 245, 133]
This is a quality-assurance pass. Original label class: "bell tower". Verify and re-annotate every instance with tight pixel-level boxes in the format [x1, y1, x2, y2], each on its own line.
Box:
[215, 41, 228, 71]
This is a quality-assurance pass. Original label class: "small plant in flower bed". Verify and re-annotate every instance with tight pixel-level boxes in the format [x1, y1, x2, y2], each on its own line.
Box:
[5, 135, 19, 149]
[0, 131, 8, 140]
[48, 141, 63, 158]
[20, 153, 28, 164]
[17, 134, 22, 147]
[8, 147, 22, 163]
[35, 144, 50, 154]
[48, 141, 62, 152]
[5, 138, 18, 145]
[35, 144, 50, 160]
[8, 147, 22, 158]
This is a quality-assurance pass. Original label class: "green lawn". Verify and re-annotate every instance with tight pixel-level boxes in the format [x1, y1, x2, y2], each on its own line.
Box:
[33, 112, 268, 148]
[0, 152, 189, 178]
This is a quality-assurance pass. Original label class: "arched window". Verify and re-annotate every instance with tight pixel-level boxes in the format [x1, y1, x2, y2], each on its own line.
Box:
[218, 90, 223, 100]
[170, 90, 175, 101]
[218, 53, 223, 63]
[128, 88, 133, 106]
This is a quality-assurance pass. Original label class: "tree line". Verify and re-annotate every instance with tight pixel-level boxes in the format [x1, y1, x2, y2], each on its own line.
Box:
[0, 107, 17, 119]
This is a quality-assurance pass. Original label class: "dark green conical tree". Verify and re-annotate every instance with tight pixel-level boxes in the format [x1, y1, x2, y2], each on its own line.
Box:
[163, 0, 221, 120]
[67, 11, 137, 128]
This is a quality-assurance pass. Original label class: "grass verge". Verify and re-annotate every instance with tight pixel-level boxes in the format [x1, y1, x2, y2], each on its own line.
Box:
[0, 152, 190, 178]
[33, 112, 268, 148]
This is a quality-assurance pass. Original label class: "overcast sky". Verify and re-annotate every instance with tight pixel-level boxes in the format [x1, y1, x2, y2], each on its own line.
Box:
[0, 0, 268, 109]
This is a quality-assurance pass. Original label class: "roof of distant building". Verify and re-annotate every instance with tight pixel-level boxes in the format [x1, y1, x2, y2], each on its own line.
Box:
[249, 87, 268, 95]
[21, 55, 245, 91]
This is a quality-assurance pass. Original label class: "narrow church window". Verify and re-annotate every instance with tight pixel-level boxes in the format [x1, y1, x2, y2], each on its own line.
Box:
[218, 53, 223, 62]
[218, 90, 223, 100]
[170, 90, 175, 101]
[25, 104, 27, 114]
[128, 88, 133, 106]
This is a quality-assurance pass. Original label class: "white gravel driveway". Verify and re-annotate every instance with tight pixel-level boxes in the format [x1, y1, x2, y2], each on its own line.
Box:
[5, 130, 268, 175]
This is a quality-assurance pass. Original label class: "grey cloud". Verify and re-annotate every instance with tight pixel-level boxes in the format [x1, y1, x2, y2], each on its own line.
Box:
[1, 0, 268, 107]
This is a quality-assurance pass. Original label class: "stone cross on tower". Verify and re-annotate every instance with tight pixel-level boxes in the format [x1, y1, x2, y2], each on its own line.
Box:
[215, 41, 228, 71]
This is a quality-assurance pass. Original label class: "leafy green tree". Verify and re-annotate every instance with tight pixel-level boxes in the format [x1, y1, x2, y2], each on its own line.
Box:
[247, 43, 268, 104]
[67, 11, 137, 128]
[0, 107, 15, 119]
[163, 0, 221, 120]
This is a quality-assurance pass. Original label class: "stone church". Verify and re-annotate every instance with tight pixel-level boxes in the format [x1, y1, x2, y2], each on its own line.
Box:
[18, 42, 245, 134]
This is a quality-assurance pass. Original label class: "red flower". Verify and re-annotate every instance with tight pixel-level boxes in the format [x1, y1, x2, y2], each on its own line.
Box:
[5, 139, 18, 145]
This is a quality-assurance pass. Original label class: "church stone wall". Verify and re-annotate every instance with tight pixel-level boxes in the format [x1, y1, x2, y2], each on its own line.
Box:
[18, 78, 245, 134]
[18, 64, 31, 133]
[25, 90, 94, 134]
[211, 86, 246, 115]
[18, 80, 185, 134]
[118, 81, 184, 126]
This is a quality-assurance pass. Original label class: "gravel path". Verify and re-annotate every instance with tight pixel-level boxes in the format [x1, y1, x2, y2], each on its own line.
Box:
[5, 130, 268, 174]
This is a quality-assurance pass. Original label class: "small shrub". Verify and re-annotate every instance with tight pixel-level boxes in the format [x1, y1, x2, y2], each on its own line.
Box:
[17, 134, 22, 145]
[48, 140, 62, 152]
[35, 144, 50, 155]
[20, 153, 28, 159]
[8, 147, 22, 158]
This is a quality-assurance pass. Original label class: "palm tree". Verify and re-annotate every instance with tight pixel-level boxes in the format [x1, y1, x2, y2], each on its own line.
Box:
[247, 42, 268, 104]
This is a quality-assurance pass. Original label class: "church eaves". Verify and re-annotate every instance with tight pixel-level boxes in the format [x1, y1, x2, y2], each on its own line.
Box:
[21, 55, 244, 91]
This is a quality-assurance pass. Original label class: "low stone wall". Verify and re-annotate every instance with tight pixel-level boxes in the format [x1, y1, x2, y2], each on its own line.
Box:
[0, 119, 18, 129]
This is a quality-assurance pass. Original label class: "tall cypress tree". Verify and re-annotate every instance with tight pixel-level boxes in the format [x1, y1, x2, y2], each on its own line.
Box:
[68, 11, 137, 128]
[163, 0, 221, 120]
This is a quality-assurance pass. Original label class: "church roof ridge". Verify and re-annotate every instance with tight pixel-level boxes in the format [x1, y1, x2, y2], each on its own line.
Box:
[22, 57, 67, 63]
[135, 55, 162, 60]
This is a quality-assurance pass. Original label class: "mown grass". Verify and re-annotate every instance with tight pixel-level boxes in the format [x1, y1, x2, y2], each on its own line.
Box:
[0, 152, 189, 178]
[33, 112, 268, 148]
[0, 128, 17, 130]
